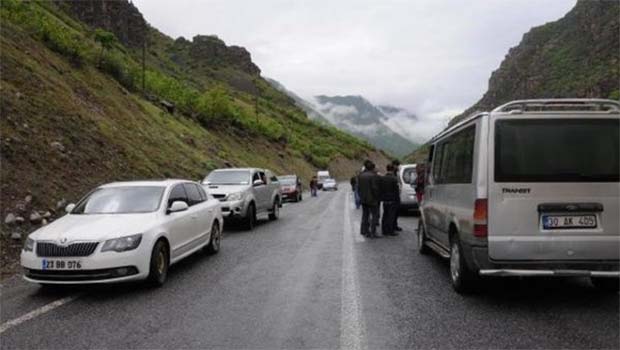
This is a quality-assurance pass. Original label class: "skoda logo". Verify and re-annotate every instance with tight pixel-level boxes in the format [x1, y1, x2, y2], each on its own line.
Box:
[59, 237, 69, 246]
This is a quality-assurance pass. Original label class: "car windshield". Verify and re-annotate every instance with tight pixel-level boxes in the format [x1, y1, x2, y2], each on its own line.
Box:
[205, 170, 251, 185]
[495, 119, 619, 182]
[72, 186, 165, 214]
[278, 176, 297, 185]
[402, 168, 417, 184]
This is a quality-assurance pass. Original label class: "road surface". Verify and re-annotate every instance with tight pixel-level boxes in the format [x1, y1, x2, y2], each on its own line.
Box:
[1, 188, 618, 349]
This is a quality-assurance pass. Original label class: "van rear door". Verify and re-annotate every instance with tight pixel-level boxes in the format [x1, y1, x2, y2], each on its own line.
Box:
[488, 116, 620, 261]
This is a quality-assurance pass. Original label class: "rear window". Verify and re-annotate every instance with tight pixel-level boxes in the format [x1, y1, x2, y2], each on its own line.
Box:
[401, 167, 417, 184]
[495, 119, 619, 182]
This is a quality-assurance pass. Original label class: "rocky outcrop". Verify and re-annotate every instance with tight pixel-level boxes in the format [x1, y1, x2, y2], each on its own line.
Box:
[56, 0, 147, 47]
[186, 35, 260, 75]
[451, 0, 619, 124]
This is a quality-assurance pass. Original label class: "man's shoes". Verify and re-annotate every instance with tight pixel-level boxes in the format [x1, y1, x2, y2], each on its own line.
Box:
[395, 226, 403, 232]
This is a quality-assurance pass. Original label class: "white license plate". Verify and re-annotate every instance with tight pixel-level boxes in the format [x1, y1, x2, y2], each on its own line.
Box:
[542, 215, 597, 229]
[41, 259, 82, 270]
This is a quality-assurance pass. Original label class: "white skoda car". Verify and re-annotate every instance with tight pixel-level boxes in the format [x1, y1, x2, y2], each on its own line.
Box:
[21, 180, 223, 286]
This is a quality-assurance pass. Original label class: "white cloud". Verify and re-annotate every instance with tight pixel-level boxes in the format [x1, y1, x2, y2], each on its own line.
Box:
[134, 0, 576, 140]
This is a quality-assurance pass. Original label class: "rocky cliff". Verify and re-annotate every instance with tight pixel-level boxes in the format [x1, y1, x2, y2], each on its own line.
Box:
[451, 0, 619, 124]
[55, 0, 147, 47]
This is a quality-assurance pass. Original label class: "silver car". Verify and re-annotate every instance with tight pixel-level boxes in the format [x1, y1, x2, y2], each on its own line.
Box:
[418, 99, 620, 293]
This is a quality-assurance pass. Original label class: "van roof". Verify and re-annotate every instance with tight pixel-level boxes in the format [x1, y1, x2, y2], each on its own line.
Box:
[430, 98, 620, 144]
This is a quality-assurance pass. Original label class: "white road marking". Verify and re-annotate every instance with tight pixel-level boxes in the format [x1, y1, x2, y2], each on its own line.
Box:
[0, 295, 78, 335]
[340, 192, 366, 350]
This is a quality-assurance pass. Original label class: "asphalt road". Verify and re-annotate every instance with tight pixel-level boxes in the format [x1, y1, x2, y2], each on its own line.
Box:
[1, 188, 618, 349]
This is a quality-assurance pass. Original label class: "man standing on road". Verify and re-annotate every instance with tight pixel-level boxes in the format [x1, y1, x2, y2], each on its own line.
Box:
[380, 164, 400, 236]
[350, 172, 361, 209]
[310, 176, 319, 197]
[391, 159, 403, 232]
[358, 160, 381, 238]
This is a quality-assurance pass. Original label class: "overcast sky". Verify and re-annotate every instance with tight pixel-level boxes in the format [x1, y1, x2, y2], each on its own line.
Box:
[134, 0, 576, 138]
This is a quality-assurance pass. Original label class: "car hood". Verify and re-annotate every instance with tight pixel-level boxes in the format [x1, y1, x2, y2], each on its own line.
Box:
[28, 213, 159, 242]
[203, 184, 250, 196]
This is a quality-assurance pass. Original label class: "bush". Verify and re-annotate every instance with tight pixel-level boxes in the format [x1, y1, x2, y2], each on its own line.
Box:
[100, 51, 136, 90]
[196, 85, 234, 124]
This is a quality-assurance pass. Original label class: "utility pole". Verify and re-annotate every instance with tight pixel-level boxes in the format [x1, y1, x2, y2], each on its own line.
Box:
[142, 22, 146, 95]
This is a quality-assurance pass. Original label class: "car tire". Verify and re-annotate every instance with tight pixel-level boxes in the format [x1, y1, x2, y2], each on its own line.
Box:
[417, 220, 430, 255]
[450, 237, 477, 294]
[269, 199, 279, 220]
[147, 240, 169, 287]
[590, 277, 620, 292]
[245, 203, 256, 230]
[299, 193, 303, 201]
[205, 221, 221, 255]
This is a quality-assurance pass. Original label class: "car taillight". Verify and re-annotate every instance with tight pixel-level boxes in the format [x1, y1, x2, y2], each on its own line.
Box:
[473, 199, 488, 237]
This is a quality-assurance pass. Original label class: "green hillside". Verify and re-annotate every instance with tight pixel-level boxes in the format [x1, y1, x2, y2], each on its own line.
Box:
[0, 1, 387, 240]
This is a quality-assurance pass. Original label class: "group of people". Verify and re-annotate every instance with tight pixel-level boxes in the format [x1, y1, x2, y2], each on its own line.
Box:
[351, 159, 403, 238]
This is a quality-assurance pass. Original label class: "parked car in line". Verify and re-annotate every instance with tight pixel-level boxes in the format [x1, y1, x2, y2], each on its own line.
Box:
[203, 168, 281, 230]
[322, 178, 338, 191]
[21, 180, 223, 286]
[317, 170, 330, 189]
[278, 175, 303, 202]
[398, 164, 418, 212]
[418, 99, 620, 293]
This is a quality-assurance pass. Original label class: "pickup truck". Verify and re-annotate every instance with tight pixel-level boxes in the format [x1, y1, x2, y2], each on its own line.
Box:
[202, 168, 282, 230]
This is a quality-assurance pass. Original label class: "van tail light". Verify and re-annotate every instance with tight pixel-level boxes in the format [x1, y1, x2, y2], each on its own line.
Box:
[473, 199, 488, 237]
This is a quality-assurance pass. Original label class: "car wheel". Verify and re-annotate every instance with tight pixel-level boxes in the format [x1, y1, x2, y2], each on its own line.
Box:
[269, 199, 279, 220]
[205, 221, 221, 255]
[450, 237, 477, 294]
[245, 203, 256, 230]
[417, 220, 430, 255]
[299, 193, 303, 201]
[147, 240, 169, 287]
[590, 277, 620, 292]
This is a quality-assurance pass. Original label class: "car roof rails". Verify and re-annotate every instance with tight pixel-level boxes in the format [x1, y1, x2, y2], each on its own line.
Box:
[493, 99, 620, 114]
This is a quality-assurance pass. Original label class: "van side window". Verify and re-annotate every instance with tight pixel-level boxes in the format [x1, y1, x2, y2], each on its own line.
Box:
[435, 125, 475, 184]
[432, 142, 446, 184]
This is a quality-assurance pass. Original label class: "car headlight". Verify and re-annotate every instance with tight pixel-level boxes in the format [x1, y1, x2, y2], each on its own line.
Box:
[227, 192, 245, 201]
[23, 237, 34, 252]
[101, 234, 142, 252]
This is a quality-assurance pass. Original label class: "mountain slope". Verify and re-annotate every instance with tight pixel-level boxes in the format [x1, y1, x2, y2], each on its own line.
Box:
[311, 95, 419, 157]
[0, 1, 388, 224]
[451, 0, 619, 125]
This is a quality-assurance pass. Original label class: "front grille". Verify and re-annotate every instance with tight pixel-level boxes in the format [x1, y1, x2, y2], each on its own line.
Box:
[36, 242, 99, 257]
[25, 266, 138, 281]
[212, 194, 226, 201]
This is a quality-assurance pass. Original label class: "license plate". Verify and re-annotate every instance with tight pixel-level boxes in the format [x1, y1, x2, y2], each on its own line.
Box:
[41, 259, 82, 270]
[542, 215, 597, 229]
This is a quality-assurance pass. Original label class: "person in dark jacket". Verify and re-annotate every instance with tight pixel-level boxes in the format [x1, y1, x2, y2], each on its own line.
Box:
[358, 160, 381, 238]
[310, 176, 319, 197]
[381, 164, 400, 236]
[391, 159, 403, 232]
[350, 172, 361, 209]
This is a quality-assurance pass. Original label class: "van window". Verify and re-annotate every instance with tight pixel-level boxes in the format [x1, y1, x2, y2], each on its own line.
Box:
[495, 119, 619, 182]
[434, 125, 475, 184]
[402, 167, 417, 184]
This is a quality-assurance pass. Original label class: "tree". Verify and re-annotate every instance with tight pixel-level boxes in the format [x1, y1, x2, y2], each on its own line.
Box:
[94, 29, 117, 67]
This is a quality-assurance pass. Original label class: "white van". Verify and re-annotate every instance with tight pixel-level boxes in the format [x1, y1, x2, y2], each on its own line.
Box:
[418, 99, 620, 293]
[398, 164, 418, 211]
[317, 170, 330, 189]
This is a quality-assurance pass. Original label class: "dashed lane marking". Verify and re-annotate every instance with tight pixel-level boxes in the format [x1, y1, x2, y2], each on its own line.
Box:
[0, 295, 79, 335]
[340, 191, 366, 350]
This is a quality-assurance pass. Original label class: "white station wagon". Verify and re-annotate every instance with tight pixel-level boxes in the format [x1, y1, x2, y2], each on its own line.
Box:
[21, 180, 223, 286]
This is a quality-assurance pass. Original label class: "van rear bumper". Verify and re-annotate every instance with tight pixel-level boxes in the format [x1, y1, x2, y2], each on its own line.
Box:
[468, 246, 620, 277]
[479, 269, 619, 277]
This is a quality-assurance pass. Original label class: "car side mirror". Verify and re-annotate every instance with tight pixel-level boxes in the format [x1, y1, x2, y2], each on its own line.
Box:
[65, 203, 76, 213]
[253, 179, 264, 187]
[168, 201, 189, 213]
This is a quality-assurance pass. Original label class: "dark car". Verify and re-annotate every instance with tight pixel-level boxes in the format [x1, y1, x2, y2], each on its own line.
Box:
[277, 175, 303, 202]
